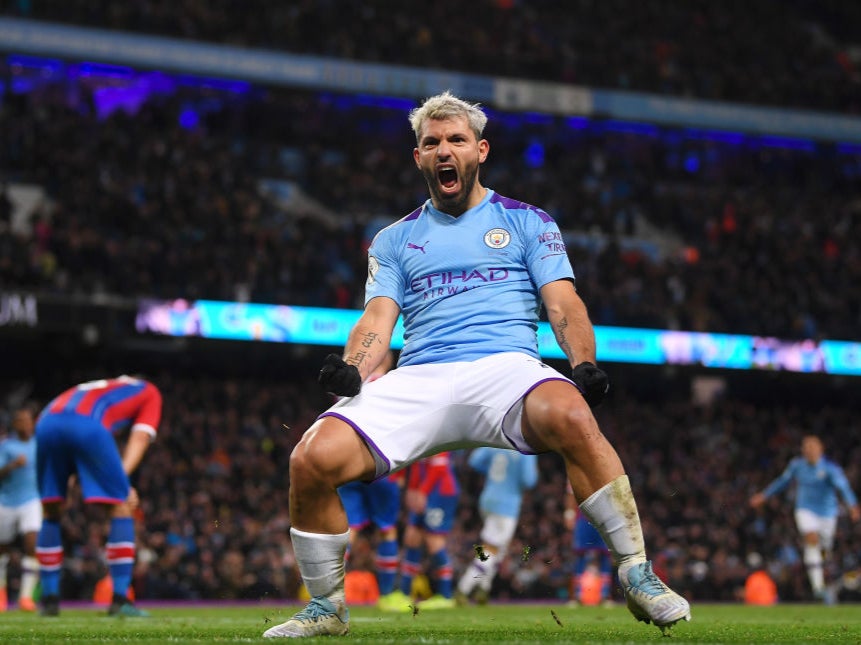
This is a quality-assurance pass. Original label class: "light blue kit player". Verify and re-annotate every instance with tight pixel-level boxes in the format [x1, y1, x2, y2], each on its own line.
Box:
[0, 405, 41, 611]
[265, 91, 690, 638]
[751, 435, 860, 600]
[456, 447, 538, 603]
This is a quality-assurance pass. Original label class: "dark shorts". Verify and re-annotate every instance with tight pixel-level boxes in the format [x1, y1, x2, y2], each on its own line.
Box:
[338, 477, 401, 531]
[36, 413, 129, 504]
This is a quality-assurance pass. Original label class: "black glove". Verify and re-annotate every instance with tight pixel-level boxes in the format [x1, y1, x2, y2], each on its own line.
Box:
[318, 353, 362, 397]
[570, 361, 609, 408]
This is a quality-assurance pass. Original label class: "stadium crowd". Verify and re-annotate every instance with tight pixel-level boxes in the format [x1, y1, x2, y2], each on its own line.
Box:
[2, 3, 861, 609]
[1, 79, 860, 339]
[1, 370, 859, 605]
[2, 0, 860, 114]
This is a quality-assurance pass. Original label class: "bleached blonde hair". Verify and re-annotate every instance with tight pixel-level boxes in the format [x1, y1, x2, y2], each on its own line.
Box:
[408, 90, 488, 143]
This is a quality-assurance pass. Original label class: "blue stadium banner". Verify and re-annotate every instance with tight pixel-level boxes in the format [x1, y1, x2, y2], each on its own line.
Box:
[135, 299, 861, 376]
[0, 17, 494, 101]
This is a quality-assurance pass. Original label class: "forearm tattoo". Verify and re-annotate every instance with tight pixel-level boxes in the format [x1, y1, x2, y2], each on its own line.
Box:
[553, 316, 575, 363]
[346, 351, 369, 368]
[346, 331, 383, 368]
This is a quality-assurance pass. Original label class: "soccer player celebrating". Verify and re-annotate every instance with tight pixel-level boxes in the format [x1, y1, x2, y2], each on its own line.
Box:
[264, 91, 690, 638]
[456, 447, 538, 605]
[750, 435, 860, 602]
[0, 404, 41, 611]
[34, 375, 162, 617]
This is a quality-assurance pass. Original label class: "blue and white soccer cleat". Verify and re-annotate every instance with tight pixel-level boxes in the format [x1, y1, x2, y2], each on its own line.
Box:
[263, 596, 350, 638]
[619, 561, 691, 635]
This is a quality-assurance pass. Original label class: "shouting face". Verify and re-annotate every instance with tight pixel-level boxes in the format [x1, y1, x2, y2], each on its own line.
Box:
[413, 115, 489, 216]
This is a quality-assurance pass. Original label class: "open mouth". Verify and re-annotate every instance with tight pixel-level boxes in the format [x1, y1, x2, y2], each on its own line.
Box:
[437, 166, 458, 191]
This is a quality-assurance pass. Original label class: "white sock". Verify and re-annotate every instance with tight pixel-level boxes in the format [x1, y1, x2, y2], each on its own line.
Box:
[457, 552, 498, 595]
[20, 556, 39, 599]
[0, 553, 8, 587]
[803, 545, 825, 593]
[457, 567, 476, 596]
[578, 475, 647, 574]
[290, 528, 349, 603]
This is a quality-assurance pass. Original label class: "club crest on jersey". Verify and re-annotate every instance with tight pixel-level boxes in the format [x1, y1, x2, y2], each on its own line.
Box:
[367, 256, 380, 285]
[484, 228, 511, 249]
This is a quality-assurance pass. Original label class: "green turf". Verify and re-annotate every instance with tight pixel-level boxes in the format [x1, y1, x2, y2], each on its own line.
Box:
[0, 602, 858, 644]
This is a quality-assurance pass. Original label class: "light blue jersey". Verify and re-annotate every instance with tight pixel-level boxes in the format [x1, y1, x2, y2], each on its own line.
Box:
[469, 447, 538, 519]
[763, 456, 858, 518]
[366, 189, 575, 367]
[0, 436, 39, 507]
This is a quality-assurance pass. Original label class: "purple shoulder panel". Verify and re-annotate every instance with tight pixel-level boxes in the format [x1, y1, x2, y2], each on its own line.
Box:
[489, 192, 553, 223]
[402, 206, 423, 222]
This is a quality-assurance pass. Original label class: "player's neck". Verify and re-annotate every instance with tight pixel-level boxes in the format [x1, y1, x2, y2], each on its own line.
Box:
[431, 184, 487, 217]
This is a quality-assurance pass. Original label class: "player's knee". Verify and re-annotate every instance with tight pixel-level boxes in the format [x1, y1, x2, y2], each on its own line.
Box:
[380, 526, 398, 541]
[425, 533, 446, 553]
[41, 502, 62, 521]
[289, 436, 342, 487]
[539, 400, 597, 447]
[111, 501, 134, 518]
[403, 525, 422, 548]
[289, 442, 320, 484]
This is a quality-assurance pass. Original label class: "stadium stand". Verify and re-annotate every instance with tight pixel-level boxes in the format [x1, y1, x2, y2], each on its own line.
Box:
[2, 0, 860, 114]
[1, 79, 859, 338]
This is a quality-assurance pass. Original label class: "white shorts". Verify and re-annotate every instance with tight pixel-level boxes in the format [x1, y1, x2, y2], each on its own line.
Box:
[794, 508, 837, 551]
[480, 512, 519, 551]
[321, 352, 573, 476]
[0, 499, 43, 543]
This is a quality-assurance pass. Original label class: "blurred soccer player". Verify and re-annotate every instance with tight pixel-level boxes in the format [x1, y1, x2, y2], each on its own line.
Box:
[564, 485, 613, 606]
[456, 447, 537, 605]
[750, 435, 860, 602]
[338, 474, 404, 607]
[265, 91, 690, 638]
[35, 375, 162, 617]
[397, 452, 459, 610]
[0, 404, 41, 611]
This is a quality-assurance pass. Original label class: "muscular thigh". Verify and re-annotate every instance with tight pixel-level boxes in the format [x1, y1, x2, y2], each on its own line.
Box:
[521, 379, 594, 453]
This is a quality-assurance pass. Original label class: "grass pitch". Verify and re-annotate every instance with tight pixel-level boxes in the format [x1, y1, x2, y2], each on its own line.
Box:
[0, 601, 858, 644]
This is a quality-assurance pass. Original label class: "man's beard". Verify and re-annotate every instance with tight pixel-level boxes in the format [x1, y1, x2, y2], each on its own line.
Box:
[423, 160, 479, 216]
